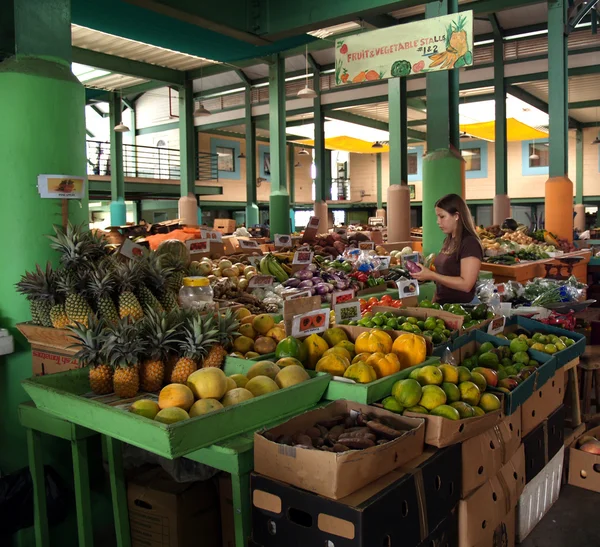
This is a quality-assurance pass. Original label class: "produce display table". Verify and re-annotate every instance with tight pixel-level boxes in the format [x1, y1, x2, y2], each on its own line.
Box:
[19, 402, 309, 547]
[481, 250, 590, 284]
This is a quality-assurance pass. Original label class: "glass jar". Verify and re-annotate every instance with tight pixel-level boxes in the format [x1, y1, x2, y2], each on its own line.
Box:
[178, 277, 215, 312]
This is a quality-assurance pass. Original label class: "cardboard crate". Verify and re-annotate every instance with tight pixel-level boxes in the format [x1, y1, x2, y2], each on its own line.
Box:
[127, 467, 220, 547]
[523, 405, 565, 484]
[460, 408, 522, 498]
[521, 369, 565, 436]
[252, 445, 461, 547]
[254, 400, 425, 500]
[214, 219, 236, 234]
[17, 323, 79, 376]
[567, 423, 600, 493]
[459, 444, 525, 547]
[418, 508, 458, 547]
[516, 447, 564, 543]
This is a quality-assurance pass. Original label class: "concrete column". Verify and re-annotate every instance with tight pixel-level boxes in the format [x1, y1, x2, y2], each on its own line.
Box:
[387, 185, 411, 243]
[493, 194, 511, 226]
[109, 92, 127, 225]
[376, 208, 387, 225]
[574, 203, 586, 232]
[314, 201, 329, 234]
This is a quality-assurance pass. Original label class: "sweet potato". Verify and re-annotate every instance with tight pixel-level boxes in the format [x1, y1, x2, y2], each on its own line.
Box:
[277, 434, 293, 445]
[338, 431, 376, 442]
[317, 416, 345, 429]
[293, 433, 313, 447]
[341, 438, 376, 449]
[367, 420, 403, 439]
[332, 443, 350, 453]
[305, 427, 322, 439]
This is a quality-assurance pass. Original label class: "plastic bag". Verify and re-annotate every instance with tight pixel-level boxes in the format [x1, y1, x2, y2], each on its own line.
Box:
[476, 280, 496, 304]
[0, 466, 70, 537]
[440, 345, 457, 366]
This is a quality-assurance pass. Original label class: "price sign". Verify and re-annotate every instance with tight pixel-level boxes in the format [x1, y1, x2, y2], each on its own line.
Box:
[397, 279, 419, 298]
[377, 256, 391, 270]
[186, 239, 211, 253]
[358, 241, 375, 251]
[334, 301, 361, 323]
[274, 234, 292, 248]
[487, 316, 506, 335]
[401, 253, 421, 269]
[200, 229, 222, 242]
[291, 309, 330, 337]
[248, 275, 274, 288]
[284, 290, 313, 301]
[293, 251, 314, 265]
[120, 238, 146, 259]
[239, 239, 260, 249]
[331, 289, 355, 307]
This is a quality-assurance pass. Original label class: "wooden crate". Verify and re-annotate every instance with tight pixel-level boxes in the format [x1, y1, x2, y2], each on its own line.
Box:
[17, 323, 79, 376]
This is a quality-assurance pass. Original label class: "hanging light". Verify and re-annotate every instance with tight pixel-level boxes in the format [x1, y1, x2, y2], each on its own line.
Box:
[194, 102, 211, 117]
[297, 45, 317, 99]
[298, 147, 310, 156]
[114, 121, 130, 133]
[372, 141, 383, 149]
[529, 138, 539, 160]
[294, 162, 302, 168]
[238, 152, 246, 159]
[592, 135, 600, 145]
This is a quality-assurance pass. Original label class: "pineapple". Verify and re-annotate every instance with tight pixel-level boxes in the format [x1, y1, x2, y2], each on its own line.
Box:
[203, 309, 240, 369]
[114, 260, 144, 321]
[55, 269, 94, 327]
[87, 264, 120, 324]
[139, 308, 181, 392]
[170, 314, 218, 384]
[159, 253, 187, 293]
[106, 318, 147, 398]
[47, 222, 97, 273]
[50, 304, 70, 329]
[137, 254, 168, 314]
[67, 317, 113, 395]
[15, 262, 56, 327]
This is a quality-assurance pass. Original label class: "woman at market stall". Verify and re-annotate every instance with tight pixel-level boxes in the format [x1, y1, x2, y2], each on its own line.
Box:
[411, 193, 483, 304]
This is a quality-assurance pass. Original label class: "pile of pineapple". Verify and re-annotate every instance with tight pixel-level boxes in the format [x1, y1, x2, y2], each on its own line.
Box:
[16, 223, 240, 398]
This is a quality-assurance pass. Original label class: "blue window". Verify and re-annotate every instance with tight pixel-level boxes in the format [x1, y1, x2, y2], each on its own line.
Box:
[210, 138, 241, 180]
[258, 144, 271, 182]
[407, 145, 424, 182]
[460, 140, 488, 179]
[522, 139, 549, 176]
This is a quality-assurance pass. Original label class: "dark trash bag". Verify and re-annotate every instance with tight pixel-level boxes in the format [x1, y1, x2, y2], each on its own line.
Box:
[0, 465, 70, 537]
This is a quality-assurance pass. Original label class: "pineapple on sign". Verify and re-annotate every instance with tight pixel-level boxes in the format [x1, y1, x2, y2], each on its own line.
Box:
[15, 262, 56, 327]
[68, 316, 113, 395]
[139, 308, 181, 392]
[170, 314, 218, 384]
[203, 309, 240, 369]
[106, 318, 147, 398]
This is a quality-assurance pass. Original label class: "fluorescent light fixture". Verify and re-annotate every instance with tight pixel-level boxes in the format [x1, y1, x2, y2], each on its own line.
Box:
[72, 63, 110, 83]
[474, 39, 495, 46]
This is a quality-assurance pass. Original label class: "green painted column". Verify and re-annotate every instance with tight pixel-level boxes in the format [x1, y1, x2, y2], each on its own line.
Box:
[288, 144, 296, 231]
[0, 0, 88, 484]
[268, 54, 291, 235]
[109, 92, 126, 225]
[546, 0, 574, 241]
[422, 0, 462, 255]
[376, 154, 383, 209]
[313, 63, 329, 232]
[574, 128, 585, 230]
[245, 87, 259, 226]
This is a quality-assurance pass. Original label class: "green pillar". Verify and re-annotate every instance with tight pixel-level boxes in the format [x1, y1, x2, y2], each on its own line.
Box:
[389, 78, 408, 185]
[109, 92, 126, 225]
[422, 0, 462, 255]
[268, 54, 290, 235]
[179, 81, 196, 196]
[288, 144, 296, 231]
[245, 87, 259, 226]
[376, 154, 383, 209]
[576, 128, 584, 205]
[0, 0, 88, 482]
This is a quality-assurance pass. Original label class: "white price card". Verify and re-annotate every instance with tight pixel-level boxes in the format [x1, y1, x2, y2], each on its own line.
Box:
[239, 239, 260, 249]
[274, 234, 292, 248]
[334, 301, 361, 323]
[186, 239, 211, 253]
[291, 309, 330, 337]
[248, 275, 274, 288]
[397, 279, 419, 298]
[377, 256, 391, 270]
[358, 241, 375, 251]
[293, 251, 314, 265]
[284, 290, 313, 301]
[331, 289, 355, 308]
[200, 229, 222, 242]
[120, 238, 146, 259]
[487, 316, 506, 336]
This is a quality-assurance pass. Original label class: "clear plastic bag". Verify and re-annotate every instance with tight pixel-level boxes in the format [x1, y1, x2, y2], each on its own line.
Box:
[440, 345, 457, 366]
[476, 280, 496, 304]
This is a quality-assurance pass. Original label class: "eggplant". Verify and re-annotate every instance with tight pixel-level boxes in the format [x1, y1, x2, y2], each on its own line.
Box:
[298, 279, 315, 289]
[315, 283, 329, 295]
[306, 263, 318, 272]
[283, 278, 301, 288]
[294, 269, 314, 280]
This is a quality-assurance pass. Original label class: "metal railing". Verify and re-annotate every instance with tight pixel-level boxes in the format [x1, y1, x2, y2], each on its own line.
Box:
[86, 141, 218, 182]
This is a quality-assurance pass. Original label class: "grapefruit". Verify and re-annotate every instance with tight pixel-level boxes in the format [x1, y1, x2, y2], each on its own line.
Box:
[154, 407, 190, 424]
[229, 374, 249, 388]
[224, 377, 237, 393]
[130, 399, 160, 420]
[275, 365, 310, 388]
[233, 335, 255, 354]
[220, 387, 254, 407]
[238, 324, 257, 339]
[189, 399, 223, 417]
[247, 361, 281, 380]
[253, 314, 275, 335]
[186, 368, 228, 400]
[158, 384, 195, 411]
[275, 357, 304, 369]
[253, 336, 277, 355]
[245, 375, 280, 397]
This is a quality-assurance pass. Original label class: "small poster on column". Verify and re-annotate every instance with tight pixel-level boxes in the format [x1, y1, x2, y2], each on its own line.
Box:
[38, 175, 86, 200]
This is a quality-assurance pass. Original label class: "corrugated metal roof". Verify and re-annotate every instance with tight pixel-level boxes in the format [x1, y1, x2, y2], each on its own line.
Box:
[569, 108, 600, 124]
[72, 25, 216, 71]
[519, 74, 600, 105]
[85, 74, 148, 91]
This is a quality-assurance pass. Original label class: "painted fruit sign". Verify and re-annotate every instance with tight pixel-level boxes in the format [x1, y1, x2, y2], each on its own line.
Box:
[335, 11, 474, 85]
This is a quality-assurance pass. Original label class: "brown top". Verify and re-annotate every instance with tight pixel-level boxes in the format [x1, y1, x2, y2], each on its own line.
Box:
[434, 235, 483, 304]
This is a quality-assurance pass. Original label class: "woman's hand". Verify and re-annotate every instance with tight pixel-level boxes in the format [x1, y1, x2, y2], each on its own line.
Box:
[410, 263, 436, 282]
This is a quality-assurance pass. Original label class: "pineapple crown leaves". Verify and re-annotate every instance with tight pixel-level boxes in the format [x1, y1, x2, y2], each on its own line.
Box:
[216, 308, 240, 346]
[140, 307, 183, 361]
[54, 268, 88, 297]
[15, 262, 56, 303]
[180, 314, 219, 360]
[139, 252, 174, 293]
[47, 222, 96, 271]
[67, 315, 108, 368]
[105, 317, 148, 368]
[114, 259, 142, 293]
[87, 263, 118, 300]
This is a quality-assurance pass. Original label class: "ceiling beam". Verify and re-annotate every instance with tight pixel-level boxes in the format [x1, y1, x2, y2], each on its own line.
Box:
[569, 99, 600, 109]
[324, 109, 427, 140]
[360, 14, 399, 29]
[72, 47, 185, 86]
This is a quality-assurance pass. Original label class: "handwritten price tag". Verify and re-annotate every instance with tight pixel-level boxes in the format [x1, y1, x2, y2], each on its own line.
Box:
[200, 229, 222, 242]
[334, 301, 361, 323]
[359, 241, 375, 251]
[331, 289, 355, 307]
[284, 290, 313, 301]
[487, 316, 506, 335]
[239, 239, 260, 249]
[186, 239, 211, 253]
[274, 234, 292, 248]
[293, 251, 314, 265]
[248, 275, 274, 288]
[120, 238, 146, 259]
[397, 279, 419, 297]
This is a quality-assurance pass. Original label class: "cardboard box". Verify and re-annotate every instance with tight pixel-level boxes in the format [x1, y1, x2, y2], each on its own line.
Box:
[127, 467, 220, 547]
[516, 446, 564, 543]
[459, 444, 525, 547]
[523, 405, 564, 484]
[253, 400, 426, 499]
[214, 219, 236, 234]
[252, 446, 460, 547]
[419, 508, 458, 547]
[521, 369, 565, 436]
[567, 423, 600, 493]
[461, 407, 522, 497]
[218, 475, 234, 547]
[17, 323, 79, 375]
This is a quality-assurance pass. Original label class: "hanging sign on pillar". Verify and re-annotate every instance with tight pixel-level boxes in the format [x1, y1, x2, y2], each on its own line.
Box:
[334, 11, 474, 85]
[38, 175, 86, 200]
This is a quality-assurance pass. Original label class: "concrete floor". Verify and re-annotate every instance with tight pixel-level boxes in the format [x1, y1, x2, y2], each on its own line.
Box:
[519, 484, 600, 546]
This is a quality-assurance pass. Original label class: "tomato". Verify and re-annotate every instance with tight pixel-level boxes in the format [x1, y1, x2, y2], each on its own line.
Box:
[367, 297, 379, 307]
[391, 300, 402, 308]
[380, 294, 392, 303]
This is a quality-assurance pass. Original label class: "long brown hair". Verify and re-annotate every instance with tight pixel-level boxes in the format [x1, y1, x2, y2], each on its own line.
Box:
[435, 193, 481, 255]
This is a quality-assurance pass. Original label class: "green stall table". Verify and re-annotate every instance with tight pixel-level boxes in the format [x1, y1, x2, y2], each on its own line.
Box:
[19, 402, 322, 547]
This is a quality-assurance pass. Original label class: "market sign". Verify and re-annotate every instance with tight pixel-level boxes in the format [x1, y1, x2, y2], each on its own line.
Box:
[38, 174, 86, 199]
[334, 11, 474, 85]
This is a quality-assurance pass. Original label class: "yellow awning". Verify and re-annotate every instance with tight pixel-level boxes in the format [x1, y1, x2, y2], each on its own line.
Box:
[294, 135, 389, 154]
[459, 118, 548, 142]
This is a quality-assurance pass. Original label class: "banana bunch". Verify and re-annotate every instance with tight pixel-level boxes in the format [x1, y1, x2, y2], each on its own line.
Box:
[259, 254, 289, 282]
